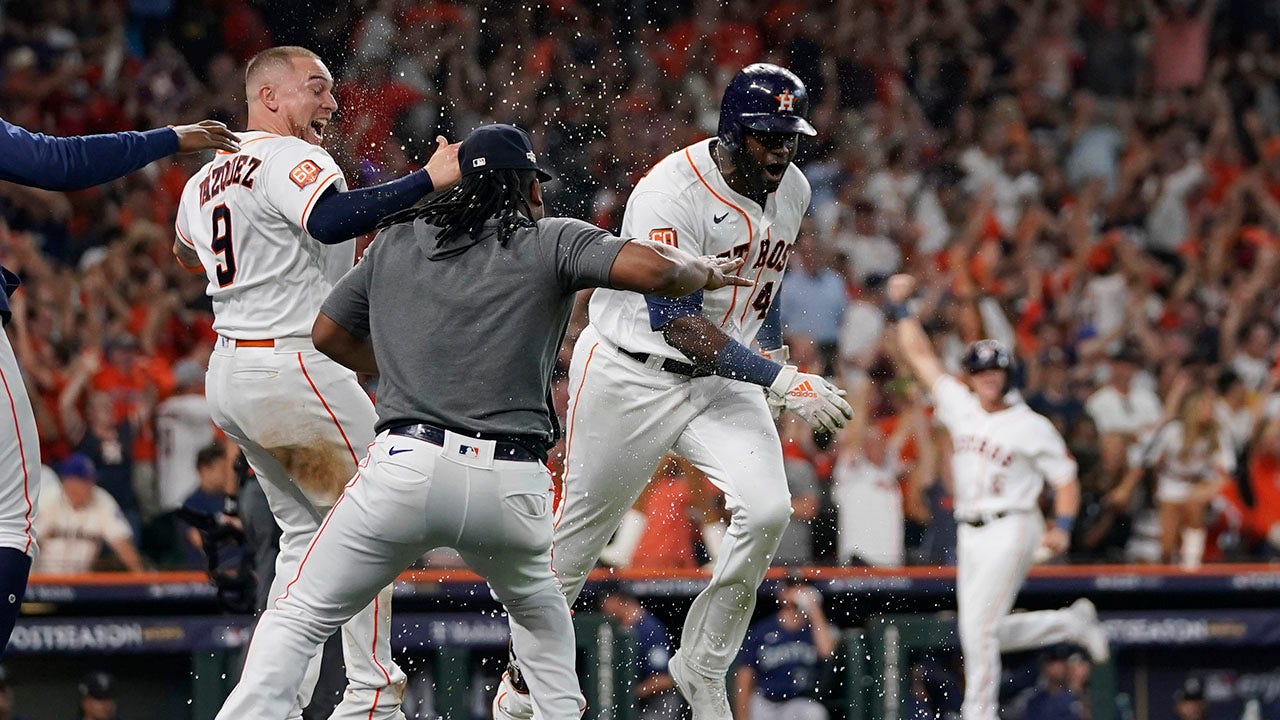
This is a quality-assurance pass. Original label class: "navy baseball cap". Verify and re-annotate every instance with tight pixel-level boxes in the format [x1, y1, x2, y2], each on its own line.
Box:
[57, 453, 97, 482]
[459, 124, 553, 182]
[79, 670, 116, 699]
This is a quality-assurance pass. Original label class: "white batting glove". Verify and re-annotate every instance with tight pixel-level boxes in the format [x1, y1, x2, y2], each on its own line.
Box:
[768, 365, 853, 432]
[762, 346, 790, 419]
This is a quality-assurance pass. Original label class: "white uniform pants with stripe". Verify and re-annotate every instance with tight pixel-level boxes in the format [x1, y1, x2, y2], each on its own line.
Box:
[207, 339, 404, 720]
[555, 325, 792, 676]
[0, 329, 39, 560]
[214, 432, 584, 720]
[957, 513, 1089, 720]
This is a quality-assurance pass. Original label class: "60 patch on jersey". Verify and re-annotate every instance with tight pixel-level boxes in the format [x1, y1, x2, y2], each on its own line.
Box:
[648, 228, 678, 247]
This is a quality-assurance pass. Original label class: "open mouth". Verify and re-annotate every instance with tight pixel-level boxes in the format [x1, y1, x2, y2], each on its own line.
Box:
[310, 119, 328, 139]
[763, 163, 786, 183]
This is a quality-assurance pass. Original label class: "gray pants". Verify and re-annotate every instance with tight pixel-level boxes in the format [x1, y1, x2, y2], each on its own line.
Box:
[215, 430, 584, 720]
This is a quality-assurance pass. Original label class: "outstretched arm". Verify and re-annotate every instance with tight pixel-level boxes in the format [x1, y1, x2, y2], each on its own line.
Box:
[885, 274, 947, 389]
[0, 118, 239, 191]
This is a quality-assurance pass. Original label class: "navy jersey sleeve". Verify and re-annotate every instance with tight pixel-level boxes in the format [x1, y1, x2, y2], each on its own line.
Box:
[0, 118, 178, 191]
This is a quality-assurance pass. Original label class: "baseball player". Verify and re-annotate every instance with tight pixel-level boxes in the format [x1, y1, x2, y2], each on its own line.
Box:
[211, 123, 751, 720]
[885, 274, 1109, 720]
[173, 46, 460, 720]
[0, 115, 238, 653]
[495, 63, 852, 720]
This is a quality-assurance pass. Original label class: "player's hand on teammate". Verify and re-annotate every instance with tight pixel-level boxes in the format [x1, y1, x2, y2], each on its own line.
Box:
[424, 135, 462, 191]
[768, 366, 853, 433]
[697, 256, 753, 291]
[172, 120, 241, 154]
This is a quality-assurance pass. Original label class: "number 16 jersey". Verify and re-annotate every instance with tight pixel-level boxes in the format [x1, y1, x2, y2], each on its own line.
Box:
[588, 138, 810, 360]
[175, 131, 355, 339]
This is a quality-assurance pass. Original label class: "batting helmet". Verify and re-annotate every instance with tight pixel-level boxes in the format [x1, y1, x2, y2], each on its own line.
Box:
[962, 339, 1014, 375]
[718, 64, 817, 153]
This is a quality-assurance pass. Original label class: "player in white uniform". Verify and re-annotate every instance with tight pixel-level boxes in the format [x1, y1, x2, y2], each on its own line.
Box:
[173, 46, 459, 720]
[885, 274, 1109, 720]
[494, 64, 852, 720]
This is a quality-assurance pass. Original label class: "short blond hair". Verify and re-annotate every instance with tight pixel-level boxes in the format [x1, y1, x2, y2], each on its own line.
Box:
[244, 46, 322, 93]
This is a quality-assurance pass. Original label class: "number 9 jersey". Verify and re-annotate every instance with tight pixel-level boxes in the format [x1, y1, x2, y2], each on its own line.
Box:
[174, 131, 356, 339]
[587, 138, 810, 359]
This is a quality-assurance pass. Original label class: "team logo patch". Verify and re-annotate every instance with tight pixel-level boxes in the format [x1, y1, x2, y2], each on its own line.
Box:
[776, 90, 796, 112]
[289, 159, 323, 188]
[649, 228, 678, 247]
[459, 445, 481, 458]
[472, 157, 487, 168]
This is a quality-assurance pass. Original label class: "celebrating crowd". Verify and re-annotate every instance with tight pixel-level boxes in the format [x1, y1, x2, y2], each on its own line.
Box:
[2, 0, 1280, 574]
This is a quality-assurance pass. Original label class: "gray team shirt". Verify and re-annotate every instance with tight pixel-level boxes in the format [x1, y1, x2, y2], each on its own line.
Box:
[321, 215, 627, 445]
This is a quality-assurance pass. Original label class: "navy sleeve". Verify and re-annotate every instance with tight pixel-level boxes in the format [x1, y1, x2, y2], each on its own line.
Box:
[645, 291, 703, 331]
[0, 266, 19, 326]
[757, 282, 783, 350]
[305, 171, 434, 245]
[0, 118, 178, 191]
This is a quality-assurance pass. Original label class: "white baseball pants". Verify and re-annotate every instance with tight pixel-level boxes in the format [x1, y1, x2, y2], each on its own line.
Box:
[555, 326, 792, 676]
[214, 431, 584, 720]
[956, 513, 1091, 720]
[207, 338, 404, 720]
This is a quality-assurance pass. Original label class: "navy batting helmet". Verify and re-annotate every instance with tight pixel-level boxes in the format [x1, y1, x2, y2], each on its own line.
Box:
[962, 339, 1013, 375]
[718, 64, 817, 153]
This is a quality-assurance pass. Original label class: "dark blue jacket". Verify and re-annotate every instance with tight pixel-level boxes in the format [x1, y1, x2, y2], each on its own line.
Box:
[0, 118, 178, 191]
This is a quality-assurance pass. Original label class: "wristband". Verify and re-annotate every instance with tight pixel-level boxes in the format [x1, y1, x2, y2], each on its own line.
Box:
[223, 495, 239, 518]
[884, 302, 915, 322]
[714, 340, 784, 387]
[1054, 515, 1074, 534]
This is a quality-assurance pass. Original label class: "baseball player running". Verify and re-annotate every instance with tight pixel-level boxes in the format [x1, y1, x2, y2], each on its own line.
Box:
[885, 274, 1109, 720]
[0, 115, 238, 653]
[173, 46, 460, 720]
[496, 63, 852, 720]
[212, 123, 752, 720]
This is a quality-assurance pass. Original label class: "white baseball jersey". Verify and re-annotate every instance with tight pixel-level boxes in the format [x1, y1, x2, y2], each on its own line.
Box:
[831, 450, 904, 567]
[175, 131, 356, 339]
[32, 481, 132, 574]
[154, 393, 215, 512]
[932, 375, 1076, 518]
[588, 138, 811, 359]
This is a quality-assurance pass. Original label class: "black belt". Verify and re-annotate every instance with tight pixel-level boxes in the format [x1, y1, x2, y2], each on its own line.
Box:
[388, 423, 543, 463]
[619, 349, 713, 378]
[957, 510, 1027, 527]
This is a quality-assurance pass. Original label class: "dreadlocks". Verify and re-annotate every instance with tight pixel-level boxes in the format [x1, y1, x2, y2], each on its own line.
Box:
[378, 169, 537, 256]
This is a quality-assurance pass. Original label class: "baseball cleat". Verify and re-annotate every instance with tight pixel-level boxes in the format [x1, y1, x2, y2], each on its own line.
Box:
[669, 650, 732, 720]
[1070, 598, 1110, 664]
[492, 671, 533, 720]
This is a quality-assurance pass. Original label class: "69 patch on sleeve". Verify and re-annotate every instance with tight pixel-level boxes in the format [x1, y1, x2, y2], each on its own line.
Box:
[648, 228, 678, 247]
[289, 159, 323, 188]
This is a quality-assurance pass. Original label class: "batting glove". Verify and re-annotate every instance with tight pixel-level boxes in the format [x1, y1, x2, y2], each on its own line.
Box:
[762, 346, 790, 419]
[768, 365, 853, 432]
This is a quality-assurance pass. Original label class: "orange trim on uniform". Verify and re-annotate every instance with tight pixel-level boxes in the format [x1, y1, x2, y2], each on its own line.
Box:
[235, 339, 275, 348]
[215, 134, 278, 155]
[738, 227, 772, 323]
[365, 594, 390, 720]
[683, 148, 752, 326]
[554, 342, 598, 527]
[297, 352, 359, 466]
[300, 172, 340, 229]
[0, 364, 33, 554]
[174, 220, 196, 249]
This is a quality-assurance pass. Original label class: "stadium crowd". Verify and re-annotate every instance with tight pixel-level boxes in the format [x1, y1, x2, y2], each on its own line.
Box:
[3, 0, 1280, 572]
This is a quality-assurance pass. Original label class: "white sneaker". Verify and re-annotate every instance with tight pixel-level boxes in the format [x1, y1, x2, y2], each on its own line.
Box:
[492, 672, 533, 720]
[1070, 598, 1110, 664]
[668, 650, 733, 720]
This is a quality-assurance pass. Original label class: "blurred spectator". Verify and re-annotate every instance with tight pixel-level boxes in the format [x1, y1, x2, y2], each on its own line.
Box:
[32, 455, 143, 574]
[1007, 643, 1089, 720]
[775, 422, 821, 567]
[1111, 383, 1234, 567]
[1174, 675, 1208, 720]
[0, 664, 29, 720]
[733, 579, 836, 720]
[598, 583, 680, 720]
[154, 359, 214, 515]
[178, 443, 235, 569]
[76, 671, 119, 720]
[780, 218, 847, 364]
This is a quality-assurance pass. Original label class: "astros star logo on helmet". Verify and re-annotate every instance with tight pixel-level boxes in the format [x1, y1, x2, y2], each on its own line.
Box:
[775, 90, 796, 112]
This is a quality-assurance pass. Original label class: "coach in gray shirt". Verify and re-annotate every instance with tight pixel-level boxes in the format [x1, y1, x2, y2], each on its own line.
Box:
[212, 124, 749, 720]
